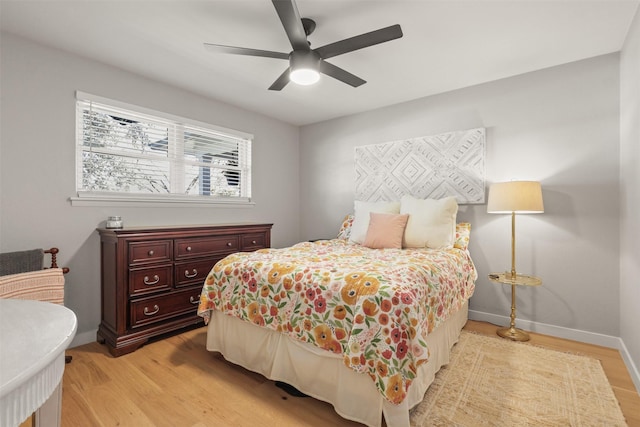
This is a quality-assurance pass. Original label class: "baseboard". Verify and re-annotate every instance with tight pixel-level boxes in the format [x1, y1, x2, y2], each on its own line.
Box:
[468, 310, 640, 394]
[70, 328, 98, 349]
[619, 339, 640, 394]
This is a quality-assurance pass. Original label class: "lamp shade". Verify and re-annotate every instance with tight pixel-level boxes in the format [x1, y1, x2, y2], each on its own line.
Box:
[487, 181, 544, 213]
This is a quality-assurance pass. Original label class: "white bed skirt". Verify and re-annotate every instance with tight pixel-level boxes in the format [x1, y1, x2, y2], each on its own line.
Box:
[206, 300, 468, 427]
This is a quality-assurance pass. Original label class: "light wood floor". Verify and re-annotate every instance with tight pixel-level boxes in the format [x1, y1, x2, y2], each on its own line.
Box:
[21, 320, 640, 427]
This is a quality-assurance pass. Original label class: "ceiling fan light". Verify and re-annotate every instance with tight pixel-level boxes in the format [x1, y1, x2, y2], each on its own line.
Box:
[289, 50, 321, 86]
[290, 68, 320, 85]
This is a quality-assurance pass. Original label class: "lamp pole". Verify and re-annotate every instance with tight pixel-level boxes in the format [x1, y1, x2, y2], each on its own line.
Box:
[511, 211, 516, 279]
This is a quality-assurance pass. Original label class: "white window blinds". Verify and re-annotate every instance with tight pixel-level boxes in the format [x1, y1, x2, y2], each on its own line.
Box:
[75, 94, 252, 202]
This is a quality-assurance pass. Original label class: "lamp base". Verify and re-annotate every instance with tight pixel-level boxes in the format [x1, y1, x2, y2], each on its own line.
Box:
[497, 326, 530, 342]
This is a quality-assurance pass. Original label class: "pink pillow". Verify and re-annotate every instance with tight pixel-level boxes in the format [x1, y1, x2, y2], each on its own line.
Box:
[363, 213, 410, 249]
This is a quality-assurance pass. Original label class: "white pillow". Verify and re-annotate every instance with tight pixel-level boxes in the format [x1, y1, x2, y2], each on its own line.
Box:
[401, 195, 458, 249]
[349, 200, 401, 244]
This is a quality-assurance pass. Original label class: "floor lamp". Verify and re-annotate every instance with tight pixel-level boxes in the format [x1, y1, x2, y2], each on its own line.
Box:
[487, 181, 544, 341]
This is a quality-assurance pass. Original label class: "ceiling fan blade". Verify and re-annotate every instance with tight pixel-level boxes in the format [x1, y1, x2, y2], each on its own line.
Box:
[204, 43, 289, 60]
[318, 61, 366, 88]
[272, 0, 309, 51]
[314, 24, 403, 60]
[268, 69, 290, 91]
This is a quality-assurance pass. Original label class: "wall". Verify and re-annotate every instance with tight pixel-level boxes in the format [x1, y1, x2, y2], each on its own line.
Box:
[300, 55, 622, 340]
[0, 33, 301, 345]
[620, 9, 640, 389]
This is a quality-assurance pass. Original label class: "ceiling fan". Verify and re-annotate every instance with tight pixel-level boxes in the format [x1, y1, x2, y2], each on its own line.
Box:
[204, 0, 403, 91]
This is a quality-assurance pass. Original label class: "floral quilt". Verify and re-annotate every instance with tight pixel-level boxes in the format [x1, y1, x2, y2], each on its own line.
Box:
[197, 239, 476, 405]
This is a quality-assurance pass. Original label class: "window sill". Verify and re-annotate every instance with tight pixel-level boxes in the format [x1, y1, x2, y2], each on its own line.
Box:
[69, 194, 255, 208]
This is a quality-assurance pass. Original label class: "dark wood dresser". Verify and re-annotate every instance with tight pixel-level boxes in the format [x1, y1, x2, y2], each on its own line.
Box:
[97, 223, 273, 356]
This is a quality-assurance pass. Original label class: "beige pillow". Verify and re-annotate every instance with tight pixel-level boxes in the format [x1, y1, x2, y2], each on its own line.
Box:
[363, 213, 409, 249]
[349, 200, 401, 244]
[401, 195, 458, 249]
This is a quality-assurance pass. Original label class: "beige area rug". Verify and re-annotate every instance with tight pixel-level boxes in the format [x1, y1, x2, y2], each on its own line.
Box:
[409, 331, 627, 427]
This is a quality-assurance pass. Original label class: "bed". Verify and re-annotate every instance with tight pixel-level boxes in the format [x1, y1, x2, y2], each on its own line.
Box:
[197, 211, 477, 427]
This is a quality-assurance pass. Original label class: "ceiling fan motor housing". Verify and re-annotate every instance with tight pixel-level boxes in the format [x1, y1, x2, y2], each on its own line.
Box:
[290, 50, 320, 70]
[289, 50, 321, 84]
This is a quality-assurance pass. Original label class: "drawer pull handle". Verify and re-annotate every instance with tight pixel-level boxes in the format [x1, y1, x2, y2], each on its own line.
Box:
[227, 242, 232, 247]
[189, 296, 199, 304]
[144, 275, 160, 285]
[186, 246, 192, 252]
[184, 269, 198, 279]
[148, 250, 154, 256]
[144, 305, 160, 316]
[252, 240, 257, 245]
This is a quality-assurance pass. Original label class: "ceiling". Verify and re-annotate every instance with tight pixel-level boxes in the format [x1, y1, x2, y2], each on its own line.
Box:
[1, 1, 638, 126]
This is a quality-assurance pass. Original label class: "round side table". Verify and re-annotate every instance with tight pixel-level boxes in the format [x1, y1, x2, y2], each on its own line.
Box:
[0, 299, 77, 427]
[488, 272, 541, 341]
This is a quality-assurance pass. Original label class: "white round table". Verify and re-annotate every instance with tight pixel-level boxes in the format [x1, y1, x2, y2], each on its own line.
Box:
[0, 299, 77, 427]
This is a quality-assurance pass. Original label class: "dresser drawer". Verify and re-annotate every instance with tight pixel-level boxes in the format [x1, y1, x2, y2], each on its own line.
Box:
[174, 258, 219, 287]
[128, 241, 172, 265]
[130, 288, 201, 328]
[241, 232, 268, 251]
[129, 265, 172, 296]
[175, 236, 239, 259]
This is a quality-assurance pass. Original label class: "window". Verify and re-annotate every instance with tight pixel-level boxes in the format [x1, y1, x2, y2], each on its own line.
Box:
[74, 92, 252, 205]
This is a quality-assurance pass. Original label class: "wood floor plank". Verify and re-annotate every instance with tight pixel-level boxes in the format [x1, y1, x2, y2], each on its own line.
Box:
[56, 321, 639, 427]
